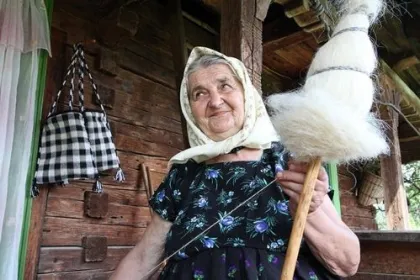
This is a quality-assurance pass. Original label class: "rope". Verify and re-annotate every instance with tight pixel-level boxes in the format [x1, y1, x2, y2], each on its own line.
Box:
[376, 101, 420, 138]
[331, 27, 368, 38]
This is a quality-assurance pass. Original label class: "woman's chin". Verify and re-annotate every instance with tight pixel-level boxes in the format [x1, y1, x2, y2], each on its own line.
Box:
[208, 127, 240, 141]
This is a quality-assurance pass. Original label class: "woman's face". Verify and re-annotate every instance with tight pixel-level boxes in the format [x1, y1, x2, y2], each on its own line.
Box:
[188, 63, 245, 141]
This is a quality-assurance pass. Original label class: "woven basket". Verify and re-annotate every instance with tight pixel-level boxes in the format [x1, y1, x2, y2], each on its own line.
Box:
[358, 172, 384, 206]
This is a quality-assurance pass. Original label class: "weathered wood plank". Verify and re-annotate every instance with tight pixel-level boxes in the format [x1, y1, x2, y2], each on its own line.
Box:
[122, 37, 174, 72]
[119, 48, 176, 89]
[109, 116, 184, 150]
[38, 247, 130, 273]
[274, 44, 312, 68]
[69, 49, 182, 123]
[45, 197, 151, 227]
[41, 217, 146, 246]
[38, 269, 113, 280]
[45, 167, 164, 192]
[114, 133, 181, 158]
[263, 52, 301, 78]
[48, 183, 150, 207]
[350, 273, 420, 280]
[115, 151, 168, 171]
[183, 16, 218, 50]
[357, 241, 420, 275]
[37, 268, 161, 280]
[263, 30, 313, 53]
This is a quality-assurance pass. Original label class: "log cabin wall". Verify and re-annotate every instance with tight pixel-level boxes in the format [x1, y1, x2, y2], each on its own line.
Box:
[29, 1, 217, 279]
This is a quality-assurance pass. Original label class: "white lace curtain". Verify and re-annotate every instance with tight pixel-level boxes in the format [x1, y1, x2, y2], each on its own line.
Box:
[0, 0, 51, 279]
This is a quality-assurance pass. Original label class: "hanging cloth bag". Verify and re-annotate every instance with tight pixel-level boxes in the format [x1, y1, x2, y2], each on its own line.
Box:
[32, 47, 98, 197]
[76, 44, 125, 182]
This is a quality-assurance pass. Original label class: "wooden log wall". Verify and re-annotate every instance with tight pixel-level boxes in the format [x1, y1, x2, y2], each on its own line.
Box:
[25, 1, 217, 279]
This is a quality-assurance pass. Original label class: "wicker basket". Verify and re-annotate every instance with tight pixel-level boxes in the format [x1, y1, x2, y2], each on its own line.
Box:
[358, 171, 384, 206]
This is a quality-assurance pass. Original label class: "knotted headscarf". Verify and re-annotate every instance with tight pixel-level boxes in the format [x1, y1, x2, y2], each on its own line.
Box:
[169, 47, 280, 165]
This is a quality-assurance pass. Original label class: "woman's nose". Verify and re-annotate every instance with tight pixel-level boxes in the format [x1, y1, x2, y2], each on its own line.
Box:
[209, 92, 223, 108]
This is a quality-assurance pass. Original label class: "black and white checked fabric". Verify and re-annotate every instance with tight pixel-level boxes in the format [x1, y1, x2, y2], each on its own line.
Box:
[34, 111, 98, 184]
[77, 44, 123, 177]
[84, 111, 119, 171]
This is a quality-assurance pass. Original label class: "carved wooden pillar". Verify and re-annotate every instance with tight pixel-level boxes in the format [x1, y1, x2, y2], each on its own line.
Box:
[220, 0, 271, 92]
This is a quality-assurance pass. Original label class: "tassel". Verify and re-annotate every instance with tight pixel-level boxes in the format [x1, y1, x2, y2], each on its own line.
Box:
[114, 167, 125, 182]
[30, 179, 39, 198]
[60, 179, 69, 186]
[92, 179, 103, 193]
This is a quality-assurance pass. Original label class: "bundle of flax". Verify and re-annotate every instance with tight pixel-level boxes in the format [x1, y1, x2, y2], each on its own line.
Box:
[266, 0, 389, 279]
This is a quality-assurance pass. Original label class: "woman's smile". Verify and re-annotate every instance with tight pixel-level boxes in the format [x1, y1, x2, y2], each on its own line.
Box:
[209, 111, 230, 118]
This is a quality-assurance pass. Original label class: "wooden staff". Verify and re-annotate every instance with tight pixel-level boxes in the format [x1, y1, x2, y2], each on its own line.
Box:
[281, 157, 322, 280]
[140, 163, 153, 216]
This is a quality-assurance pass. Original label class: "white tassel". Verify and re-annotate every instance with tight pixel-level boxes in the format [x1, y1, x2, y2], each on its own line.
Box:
[114, 167, 125, 182]
[266, 0, 388, 163]
[92, 179, 103, 193]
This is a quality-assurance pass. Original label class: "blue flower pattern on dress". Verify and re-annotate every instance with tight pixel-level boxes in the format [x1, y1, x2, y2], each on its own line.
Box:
[216, 189, 235, 206]
[150, 143, 332, 280]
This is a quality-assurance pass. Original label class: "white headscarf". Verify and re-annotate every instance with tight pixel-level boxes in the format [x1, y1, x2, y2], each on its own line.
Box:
[169, 47, 280, 165]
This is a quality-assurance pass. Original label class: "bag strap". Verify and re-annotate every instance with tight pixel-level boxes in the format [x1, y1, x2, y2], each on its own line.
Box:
[75, 44, 108, 121]
[47, 47, 80, 117]
[74, 44, 86, 113]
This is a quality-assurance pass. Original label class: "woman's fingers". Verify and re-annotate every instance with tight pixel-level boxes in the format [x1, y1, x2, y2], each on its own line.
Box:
[277, 173, 328, 193]
[280, 180, 328, 213]
[276, 170, 306, 184]
[287, 160, 328, 181]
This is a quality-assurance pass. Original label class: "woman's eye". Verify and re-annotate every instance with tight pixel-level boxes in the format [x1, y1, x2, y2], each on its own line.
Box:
[222, 83, 231, 90]
[195, 92, 204, 98]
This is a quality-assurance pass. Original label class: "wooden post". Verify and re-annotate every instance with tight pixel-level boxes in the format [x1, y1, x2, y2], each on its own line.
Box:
[220, 0, 272, 92]
[166, 0, 189, 148]
[379, 70, 410, 230]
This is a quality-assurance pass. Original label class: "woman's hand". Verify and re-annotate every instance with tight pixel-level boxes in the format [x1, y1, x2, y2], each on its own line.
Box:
[276, 160, 329, 216]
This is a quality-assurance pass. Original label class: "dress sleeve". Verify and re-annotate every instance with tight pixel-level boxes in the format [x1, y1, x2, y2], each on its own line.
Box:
[149, 164, 184, 222]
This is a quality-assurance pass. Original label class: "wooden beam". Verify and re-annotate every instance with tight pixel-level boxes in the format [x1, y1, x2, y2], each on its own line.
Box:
[220, 0, 267, 92]
[379, 72, 410, 230]
[381, 60, 420, 125]
[399, 135, 420, 143]
[166, 0, 189, 148]
[393, 56, 419, 73]
[263, 30, 312, 53]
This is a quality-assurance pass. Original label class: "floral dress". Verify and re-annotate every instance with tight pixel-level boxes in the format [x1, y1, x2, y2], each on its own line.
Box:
[149, 142, 340, 280]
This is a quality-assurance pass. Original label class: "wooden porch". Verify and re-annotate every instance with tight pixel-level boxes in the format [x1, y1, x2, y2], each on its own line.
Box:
[24, 0, 420, 279]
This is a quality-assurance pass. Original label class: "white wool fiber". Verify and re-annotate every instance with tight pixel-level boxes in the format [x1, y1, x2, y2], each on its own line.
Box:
[268, 92, 388, 162]
[266, 0, 389, 162]
[335, 0, 385, 23]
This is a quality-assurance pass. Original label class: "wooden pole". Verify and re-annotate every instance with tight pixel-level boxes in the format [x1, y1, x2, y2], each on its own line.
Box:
[378, 70, 410, 230]
[281, 157, 322, 280]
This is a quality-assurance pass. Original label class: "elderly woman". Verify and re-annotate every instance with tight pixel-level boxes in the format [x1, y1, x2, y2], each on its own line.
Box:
[111, 47, 360, 280]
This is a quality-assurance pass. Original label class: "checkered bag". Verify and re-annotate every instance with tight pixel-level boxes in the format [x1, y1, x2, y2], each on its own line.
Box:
[32, 47, 99, 197]
[76, 44, 125, 182]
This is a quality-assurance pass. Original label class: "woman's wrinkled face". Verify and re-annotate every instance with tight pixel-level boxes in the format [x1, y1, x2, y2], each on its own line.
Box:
[188, 63, 245, 141]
